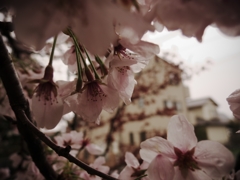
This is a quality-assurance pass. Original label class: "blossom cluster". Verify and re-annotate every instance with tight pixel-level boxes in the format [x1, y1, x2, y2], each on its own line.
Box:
[2, 0, 239, 129]
[0, 0, 239, 180]
[3, 115, 235, 180]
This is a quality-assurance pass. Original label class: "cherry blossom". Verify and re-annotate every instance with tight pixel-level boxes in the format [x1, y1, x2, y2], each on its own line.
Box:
[140, 115, 235, 180]
[226, 89, 240, 120]
[79, 157, 110, 180]
[65, 80, 120, 124]
[54, 131, 103, 156]
[107, 59, 137, 105]
[107, 39, 159, 104]
[119, 152, 149, 180]
[31, 65, 64, 129]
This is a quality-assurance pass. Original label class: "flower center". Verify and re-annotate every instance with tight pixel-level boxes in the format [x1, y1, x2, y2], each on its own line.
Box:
[34, 65, 58, 105]
[81, 138, 90, 147]
[86, 82, 107, 102]
[116, 66, 129, 75]
[63, 139, 73, 147]
[35, 81, 58, 105]
[114, 44, 133, 60]
[174, 147, 200, 172]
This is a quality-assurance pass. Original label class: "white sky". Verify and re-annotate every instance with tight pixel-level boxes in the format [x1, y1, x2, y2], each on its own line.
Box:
[143, 26, 240, 118]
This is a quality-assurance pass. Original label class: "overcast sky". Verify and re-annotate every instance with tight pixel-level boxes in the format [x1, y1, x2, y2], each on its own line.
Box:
[143, 26, 240, 118]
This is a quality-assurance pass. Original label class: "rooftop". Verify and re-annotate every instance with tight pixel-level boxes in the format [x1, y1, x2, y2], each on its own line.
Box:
[186, 97, 218, 109]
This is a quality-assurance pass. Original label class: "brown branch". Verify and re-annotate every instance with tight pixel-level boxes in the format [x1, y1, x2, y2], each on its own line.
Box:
[16, 109, 117, 180]
[0, 21, 14, 33]
[0, 33, 58, 179]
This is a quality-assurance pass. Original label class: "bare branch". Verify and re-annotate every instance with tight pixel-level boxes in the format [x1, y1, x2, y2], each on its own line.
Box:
[15, 109, 118, 180]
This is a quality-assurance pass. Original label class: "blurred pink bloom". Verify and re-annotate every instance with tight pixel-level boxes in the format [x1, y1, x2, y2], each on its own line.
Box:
[54, 131, 83, 149]
[62, 46, 78, 73]
[10, 0, 153, 55]
[119, 152, 149, 180]
[54, 131, 103, 156]
[111, 170, 119, 179]
[0, 168, 10, 180]
[140, 115, 235, 180]
[152, 0, 240, 41]
[227, 89, 240, 120]
[65, 81, 119, 124]
[80, 157, 110, 180]
[10, 153, 22, 168]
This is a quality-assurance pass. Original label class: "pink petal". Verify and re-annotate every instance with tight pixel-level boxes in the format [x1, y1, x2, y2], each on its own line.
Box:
[110, 57, 137, 68]
[32, 94, 64, 129]
[140, 161, 150, 169]
[86, 144, 103, 155]
[140, 136, 176, 163]
[92, 156, 106, 168]
[119, 39, 160, 58]
[97, 165, 110, 175]
[229, 103, 240, 120]
[91, 157, 110, 174]
[167, 115, 197, 152]
[172, 167, 185, 180]
[64, 93, 79, 113]
[130, 55, 149, 73]
[13, 1, 68, 50]
[73, 90, 103, 123]
[226, 89, 240, 104]
[194, 140, 235, 179]
[226, 89, 240, 119]
[147, 155, 174, 180]
[100, 85, 120, 113]
[107, 67, 136, 105]
[125, 152, 140, 168]
[140, 149, 159, 164]
[119, 166, 135, 180]
[72, 0, 118, 55]
[56, 79, 76, 99]
[184, 169, 212, 180]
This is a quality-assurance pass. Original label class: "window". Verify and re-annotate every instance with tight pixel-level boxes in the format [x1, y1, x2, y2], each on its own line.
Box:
[164, 100, 181, 111]
[138, 97, 145, 108]
[169, 72, 180, 85]
[164, 100, 174, 109]
[129, 132, 134, 145]
[140, 131, 146, 142]
[174, 101, 182, 111]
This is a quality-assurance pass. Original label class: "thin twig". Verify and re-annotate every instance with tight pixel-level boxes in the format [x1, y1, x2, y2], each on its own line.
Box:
[15, 109, 117, 180]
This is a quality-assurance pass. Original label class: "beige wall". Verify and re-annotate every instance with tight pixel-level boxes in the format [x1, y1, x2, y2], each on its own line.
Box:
[188, 107, 203, 125]
[202, 101, 218, 120]
[206, 126, 230, 144]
